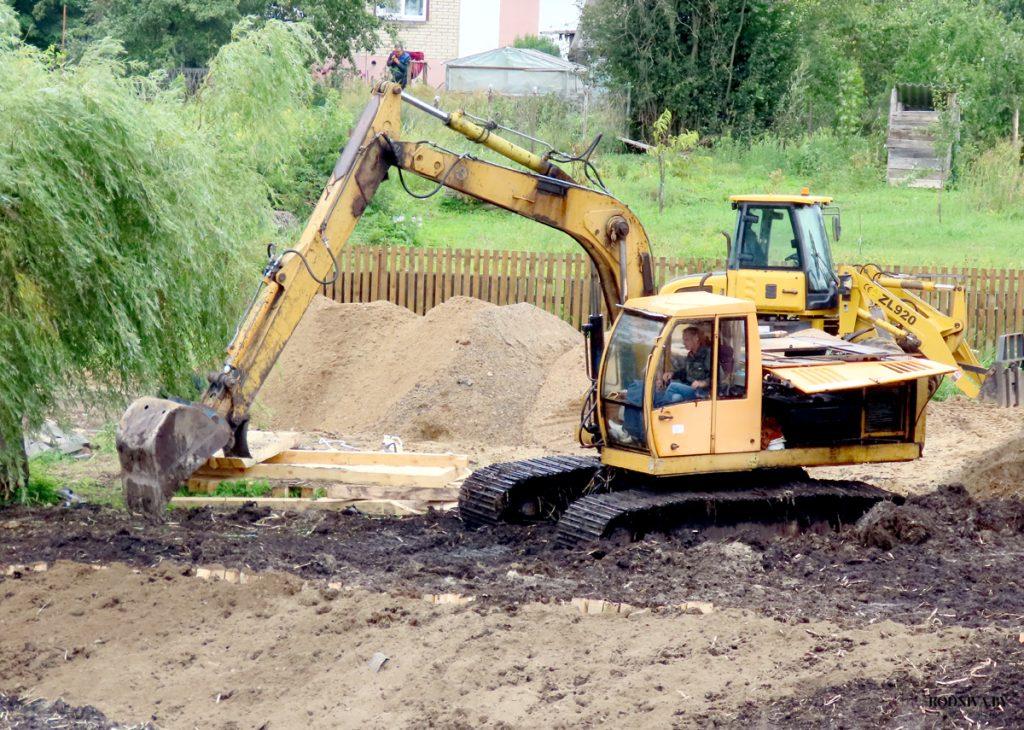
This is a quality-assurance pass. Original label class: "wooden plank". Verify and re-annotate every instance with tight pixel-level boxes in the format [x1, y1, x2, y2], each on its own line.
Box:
[998, 268, 1008, 342]
[969, 267, 979, 350]
[501, 249, 512, 305]
[427, 247, 439, 311]
[1016, 270, 1024, 335]
[208, 431, 300, 471]
[195, 462, 458, 487]
[169, 496, 452, 514]
[472, 248, 483, 300]
[352, 500, 456, 516]
[415, 247, 427, 315]
[393, 247, 405, 308]
[265, 449, 469, 469]
[986, 268, 996, 350]
[387, 246, 398, 304]
[307, 484, 460, 501]
[512, 250, 525, 303]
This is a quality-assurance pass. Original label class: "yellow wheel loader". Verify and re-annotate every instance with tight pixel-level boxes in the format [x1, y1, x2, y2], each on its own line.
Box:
[116, 83, 994, 544]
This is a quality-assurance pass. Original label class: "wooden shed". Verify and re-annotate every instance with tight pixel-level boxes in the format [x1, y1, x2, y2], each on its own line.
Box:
[886, 84, 959, 189]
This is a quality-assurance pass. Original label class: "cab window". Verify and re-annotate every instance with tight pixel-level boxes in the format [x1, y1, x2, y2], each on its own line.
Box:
[717, 318, 748, 399]
[659, 319, 714, 403]
[601, 313, 665, 449]
[734, 205, 801, 270]
[793, 205, 834, 293]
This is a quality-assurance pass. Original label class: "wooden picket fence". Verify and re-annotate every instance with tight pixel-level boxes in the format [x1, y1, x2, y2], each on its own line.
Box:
[320, 246, 1024, 353]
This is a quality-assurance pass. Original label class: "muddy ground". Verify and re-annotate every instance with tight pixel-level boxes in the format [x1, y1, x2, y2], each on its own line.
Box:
[4, 397, 1024, 727]
[2, 483, 1024, 728]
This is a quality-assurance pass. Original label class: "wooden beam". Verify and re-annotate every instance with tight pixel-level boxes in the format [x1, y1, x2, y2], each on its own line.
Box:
[194, 462, 458, 487]
[207, 431, 300, 470]
[299, 484, 460, 500]
[617, 136, 652, 152]
[169, 496, 456, 515]
[265, 449, 469, 470]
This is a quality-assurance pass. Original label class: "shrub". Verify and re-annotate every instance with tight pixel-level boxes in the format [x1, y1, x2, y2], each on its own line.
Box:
[964, 142, 1024, 216]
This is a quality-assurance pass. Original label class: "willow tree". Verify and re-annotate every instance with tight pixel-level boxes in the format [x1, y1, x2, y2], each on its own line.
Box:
[0, 20, 330, 498]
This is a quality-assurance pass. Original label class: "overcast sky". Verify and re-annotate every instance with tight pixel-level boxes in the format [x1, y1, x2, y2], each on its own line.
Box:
[540, 0, 582, 32]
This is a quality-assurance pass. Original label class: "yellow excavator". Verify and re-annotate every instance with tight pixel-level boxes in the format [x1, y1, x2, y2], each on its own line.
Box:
[116, 82, 985, 545]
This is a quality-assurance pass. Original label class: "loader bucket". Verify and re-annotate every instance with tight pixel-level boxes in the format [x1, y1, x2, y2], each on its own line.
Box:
[116, 397, 231, 516]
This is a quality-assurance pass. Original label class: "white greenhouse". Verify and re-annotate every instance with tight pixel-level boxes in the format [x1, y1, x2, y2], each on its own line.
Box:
[445, 47, 584, 97]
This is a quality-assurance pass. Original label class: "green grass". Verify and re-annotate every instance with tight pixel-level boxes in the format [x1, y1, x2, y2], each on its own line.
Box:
[360, 148, 1024, 269]
[209, 479, 274, 498]
[0, 456, 63, 506]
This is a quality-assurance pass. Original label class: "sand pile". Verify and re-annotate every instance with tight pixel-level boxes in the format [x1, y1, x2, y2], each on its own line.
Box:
[954, 432, 1024, 499]
[256, 295, 590, 447]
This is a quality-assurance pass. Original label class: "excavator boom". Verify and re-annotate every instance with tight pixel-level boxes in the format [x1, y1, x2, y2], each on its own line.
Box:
[117, 82, 655, 515]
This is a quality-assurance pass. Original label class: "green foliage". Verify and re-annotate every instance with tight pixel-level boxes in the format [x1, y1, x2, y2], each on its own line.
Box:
[580, 0, 798, 138]
[198, 20, 313, 202]
[87, 0, 265, 68]
[11, 0, 89, 50]
[354, 181, 423, 246]
[211, 479, 273, 497]
[192, 20, 356, 213]
[267, 0, 380, 64]
[0, 27, 298, 496]
[649, 109, 699, 212]
[512, 33, 561, 58]
[780, 0, 1024, 146]
[397, 85, 626, 157]
[836, 64, 866, 138]
[964, 142, 1024, 215]
[1, 457, 62, 506]
[1, 1, 20, 43]
[79, 0, 379, 69]
[582, 0, 1024, 146]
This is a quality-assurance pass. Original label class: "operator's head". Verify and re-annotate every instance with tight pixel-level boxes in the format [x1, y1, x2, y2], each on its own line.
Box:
[394, 41, 404, 52]
[683, 326, 704, 353]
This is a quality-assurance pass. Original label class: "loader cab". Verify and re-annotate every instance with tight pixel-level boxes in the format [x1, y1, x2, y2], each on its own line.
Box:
[728, 192, 840, 313]
[598, 293, 761, 461]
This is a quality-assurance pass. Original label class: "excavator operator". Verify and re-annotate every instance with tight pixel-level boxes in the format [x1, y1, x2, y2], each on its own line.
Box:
[661, 325, 713, 400]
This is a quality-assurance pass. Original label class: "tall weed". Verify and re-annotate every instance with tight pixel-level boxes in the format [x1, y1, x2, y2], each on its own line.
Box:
[964, 142, 1024, 216]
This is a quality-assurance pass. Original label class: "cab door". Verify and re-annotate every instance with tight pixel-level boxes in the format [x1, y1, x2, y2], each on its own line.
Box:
[649, 319, 714, 457]
[711, 314, 761, 453]
[727, 204, 808, 312]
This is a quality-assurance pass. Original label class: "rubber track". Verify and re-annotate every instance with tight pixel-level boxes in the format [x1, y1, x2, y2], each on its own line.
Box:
[459, 455, 600, 529]
[555, 479, 898, 548]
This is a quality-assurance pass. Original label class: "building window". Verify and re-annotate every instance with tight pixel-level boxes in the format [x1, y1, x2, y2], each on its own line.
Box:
[377, 0, 427, 22]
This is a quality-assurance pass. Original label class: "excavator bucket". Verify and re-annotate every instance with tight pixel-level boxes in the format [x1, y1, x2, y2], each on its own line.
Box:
[116, 397, 231, 516]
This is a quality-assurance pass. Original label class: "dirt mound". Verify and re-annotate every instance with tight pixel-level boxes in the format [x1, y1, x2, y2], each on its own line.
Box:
[811, 398, 1024, 496]
[954, 431, 1024, 499]
[257, 296, 589, 447]
[853, 500, 933, 550]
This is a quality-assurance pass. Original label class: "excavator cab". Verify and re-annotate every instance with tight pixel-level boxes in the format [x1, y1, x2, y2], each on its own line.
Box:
[727, 192, 841, 313]
[598, 294, 761, 459]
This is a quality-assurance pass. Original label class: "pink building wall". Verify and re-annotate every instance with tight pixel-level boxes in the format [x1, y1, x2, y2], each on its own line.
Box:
[350, 0, 542, 87]
[499, 0, 540, 47]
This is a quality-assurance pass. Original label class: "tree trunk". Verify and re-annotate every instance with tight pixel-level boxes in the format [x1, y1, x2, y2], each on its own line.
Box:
[658, 151, 666, 213]
[0, 426, 29, 502]
[724, 0, 749, 116]
[690, 12, 701, 66]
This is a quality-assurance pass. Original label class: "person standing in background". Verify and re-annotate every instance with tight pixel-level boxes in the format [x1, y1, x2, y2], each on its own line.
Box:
[386, 43, 411, 88]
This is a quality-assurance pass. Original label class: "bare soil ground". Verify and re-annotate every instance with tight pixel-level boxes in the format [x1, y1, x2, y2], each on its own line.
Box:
[7, 298, 1024, 727]
[2, 479, 1024, 728]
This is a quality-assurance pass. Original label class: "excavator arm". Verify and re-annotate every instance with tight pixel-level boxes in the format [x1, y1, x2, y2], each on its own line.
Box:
[116, 82, 655, 514]
[838, 264, 985, 397]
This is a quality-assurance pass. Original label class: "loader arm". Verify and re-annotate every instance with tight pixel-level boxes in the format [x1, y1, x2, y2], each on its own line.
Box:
[116, 82, 655, 514]
[838, 263, 985, 397]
